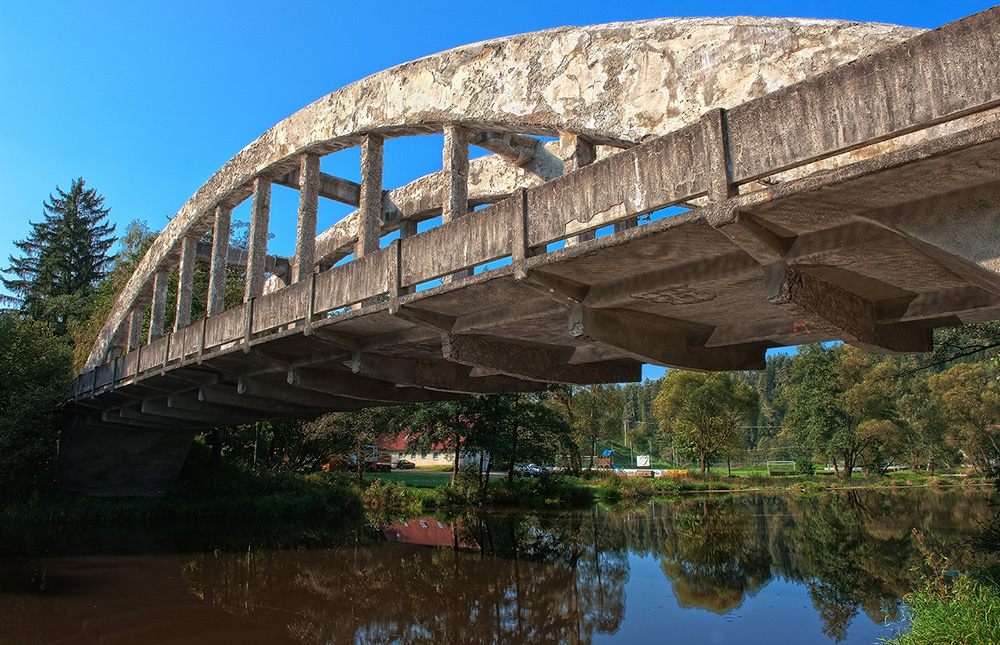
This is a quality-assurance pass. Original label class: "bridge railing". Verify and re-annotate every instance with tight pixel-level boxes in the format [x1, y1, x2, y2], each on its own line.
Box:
[74, 6, 1000, 400]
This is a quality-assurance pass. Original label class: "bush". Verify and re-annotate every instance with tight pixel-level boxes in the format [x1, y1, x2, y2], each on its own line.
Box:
[0, 315, 72, 500]
[795, 458, 816, 475]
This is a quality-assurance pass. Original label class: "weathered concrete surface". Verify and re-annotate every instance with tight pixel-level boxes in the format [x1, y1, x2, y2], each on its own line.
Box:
[86, 16, 919, 370]
[65, 7, 1000, 496]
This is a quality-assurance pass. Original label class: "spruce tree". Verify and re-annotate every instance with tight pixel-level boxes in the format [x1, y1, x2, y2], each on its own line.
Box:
[2, 178, 117, 336]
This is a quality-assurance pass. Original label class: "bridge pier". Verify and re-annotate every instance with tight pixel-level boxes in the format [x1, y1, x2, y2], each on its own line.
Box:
[56, 413, 197, 497]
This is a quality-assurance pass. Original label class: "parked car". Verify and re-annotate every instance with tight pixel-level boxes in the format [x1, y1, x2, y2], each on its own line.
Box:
[392, 459, 416, 470]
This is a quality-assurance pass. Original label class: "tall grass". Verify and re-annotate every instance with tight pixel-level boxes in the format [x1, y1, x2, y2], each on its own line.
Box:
[883, 532, 1000, 645]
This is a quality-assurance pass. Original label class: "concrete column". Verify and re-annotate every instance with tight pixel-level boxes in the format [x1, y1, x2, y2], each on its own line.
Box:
[443, 125, 472, 282]
[173, 235, 197, 331]
[293, 153, 320, 283]
[442, 125, 470, 224]
[244, 177, 271, 302]
[148, 269, 169, 343]
[561, 132, 597, 246]
[127, 307, 145, 352]
[207, 204, 232, 317]
[356, 134, 384, 259]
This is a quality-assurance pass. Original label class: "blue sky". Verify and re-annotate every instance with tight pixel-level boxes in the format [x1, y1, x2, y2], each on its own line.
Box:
[1, 0, 993, 378]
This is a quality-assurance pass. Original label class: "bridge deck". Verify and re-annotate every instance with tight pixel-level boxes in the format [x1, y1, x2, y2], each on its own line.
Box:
[57, 7, 1000, 495]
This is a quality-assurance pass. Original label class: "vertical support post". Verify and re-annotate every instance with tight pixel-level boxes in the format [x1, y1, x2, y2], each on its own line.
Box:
[174, 235, 197, 331]
[442, 124, 470, 224]
[442, 124, 472, 282]
[356, 134, 384, 259]
[128, 307, 145, 352]
[207, 204, 232, 317]
[293, 153, 320, 283]
[244, 177, 271, 302]
[397, 220, 416, 295]
[148, 269, 169, 343]
[561, 132, 597, 246]
[700, 107, 736, 202]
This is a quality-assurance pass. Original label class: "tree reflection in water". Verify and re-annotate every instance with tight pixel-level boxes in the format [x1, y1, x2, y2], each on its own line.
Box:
[171, 489, 990, 644]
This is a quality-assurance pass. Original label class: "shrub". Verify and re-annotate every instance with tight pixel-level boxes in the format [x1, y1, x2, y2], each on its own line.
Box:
[795, 458, 816, 475]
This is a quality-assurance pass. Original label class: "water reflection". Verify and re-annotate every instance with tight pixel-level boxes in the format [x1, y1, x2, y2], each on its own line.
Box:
[0, 489, 993, 644]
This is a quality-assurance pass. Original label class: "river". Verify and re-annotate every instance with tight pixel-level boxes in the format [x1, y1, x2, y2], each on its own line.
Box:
[1, 487, 995, 644]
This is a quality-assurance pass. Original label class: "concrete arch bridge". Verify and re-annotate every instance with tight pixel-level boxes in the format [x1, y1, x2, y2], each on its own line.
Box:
[62, 8, 1000, 495]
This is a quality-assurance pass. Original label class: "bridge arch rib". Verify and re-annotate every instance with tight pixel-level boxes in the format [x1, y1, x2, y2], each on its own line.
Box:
[62, 8, 1000, 494]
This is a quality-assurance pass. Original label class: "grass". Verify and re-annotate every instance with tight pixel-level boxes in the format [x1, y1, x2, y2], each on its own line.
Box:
[883, 534, 1000, 645]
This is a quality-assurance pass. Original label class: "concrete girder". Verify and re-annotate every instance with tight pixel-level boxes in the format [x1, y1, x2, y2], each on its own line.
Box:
[275, 169, 362, 206]
[442, 334, 641, 385]
[766, 266, 933, 353]
[350, 353, 546, 394]
[288, 366, 454, 404]
[568, 305, 767, 371]
[470, 131, 541, 165]
[236, 375, 371, 410]
[197, 384, 325, 415]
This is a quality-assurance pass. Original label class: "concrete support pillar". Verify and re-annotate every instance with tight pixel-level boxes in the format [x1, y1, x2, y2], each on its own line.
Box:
[127, 307, 145, 352]
[207, 204, 232, 317]
[356, 134, 384, 259]
[561, 132, 598, 246]
[443, 124, 472, 282]
[148, 269, 169, 343]
[443, 124, 470, 224]
[173, 235, 197, 331]
[244, 178, 271, 302]
[293, 153, 320, 283]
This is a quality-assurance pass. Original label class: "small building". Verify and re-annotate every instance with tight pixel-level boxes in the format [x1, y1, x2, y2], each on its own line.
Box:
[376, 430, 485, 469]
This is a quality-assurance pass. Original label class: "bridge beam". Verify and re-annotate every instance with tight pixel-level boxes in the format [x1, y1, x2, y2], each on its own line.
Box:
[442, 334, 640, 384]
[351, 352, 545, 394]
[568, 305, 766, 371]
[766, 266, 932, 353]
[288, 366, 454, 404]
[470, 131, 540, 165]
[274, 168, 362, 206]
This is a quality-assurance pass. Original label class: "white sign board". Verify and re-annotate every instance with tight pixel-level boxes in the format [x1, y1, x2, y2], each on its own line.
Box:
[636, 455, 651, 467]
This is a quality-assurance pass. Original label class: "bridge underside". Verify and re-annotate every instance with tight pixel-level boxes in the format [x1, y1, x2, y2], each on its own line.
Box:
[61, 121, 1000, 494]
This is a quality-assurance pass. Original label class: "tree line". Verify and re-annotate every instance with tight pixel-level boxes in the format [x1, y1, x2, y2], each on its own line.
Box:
[3, 179, 1000, 501]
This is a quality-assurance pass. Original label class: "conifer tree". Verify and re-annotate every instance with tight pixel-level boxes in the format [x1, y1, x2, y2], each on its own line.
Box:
[2, 178, 116, 336]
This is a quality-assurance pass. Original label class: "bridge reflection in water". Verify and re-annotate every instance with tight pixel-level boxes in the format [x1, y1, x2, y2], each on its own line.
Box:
[62, 7, 1000, 495]
[1, 489, 991, 644]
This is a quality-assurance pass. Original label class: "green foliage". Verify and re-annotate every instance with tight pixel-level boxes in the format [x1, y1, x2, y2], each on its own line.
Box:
[796, 458, 816, 475]
[0, 314, 72, 499]
[884, 535, 1000, 645]
[2, 179, 116, 337]
[929, 362, 1000, 475]
[653, 370, 759, 474]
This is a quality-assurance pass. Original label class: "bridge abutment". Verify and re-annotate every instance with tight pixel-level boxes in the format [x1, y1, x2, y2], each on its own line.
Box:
[56, 413, 197, 497]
